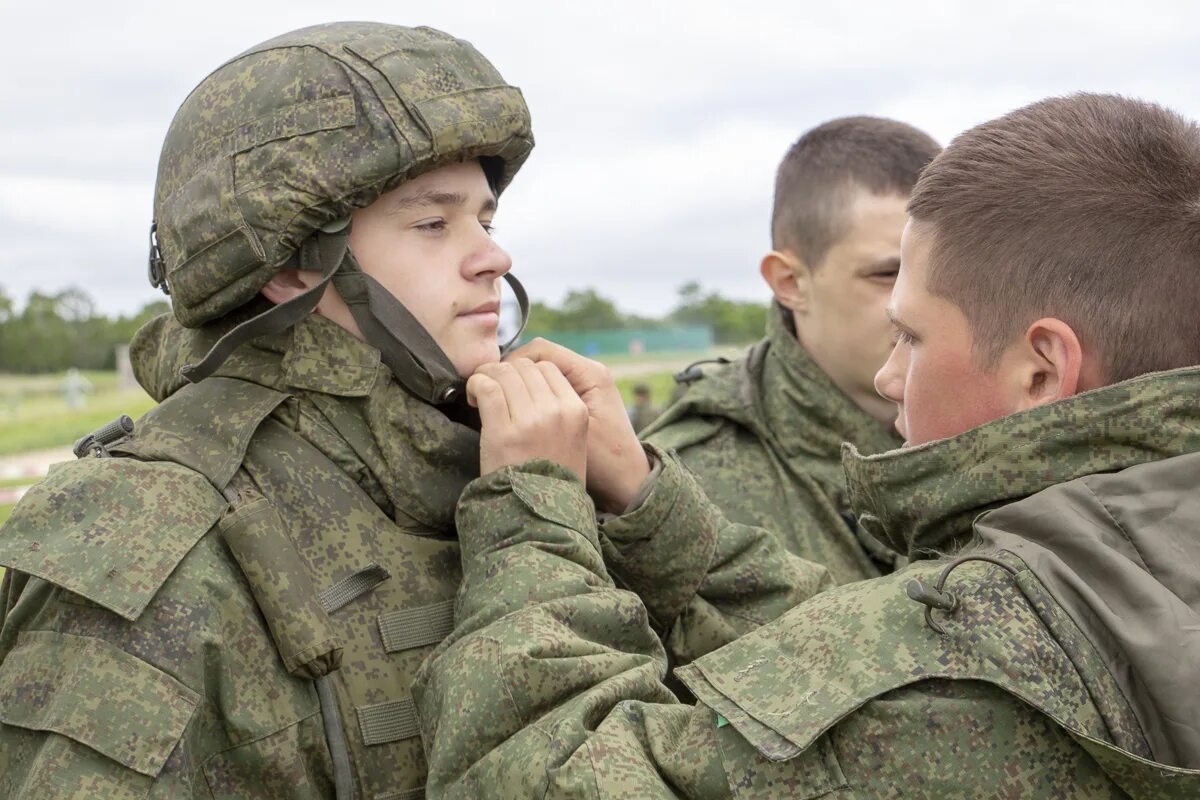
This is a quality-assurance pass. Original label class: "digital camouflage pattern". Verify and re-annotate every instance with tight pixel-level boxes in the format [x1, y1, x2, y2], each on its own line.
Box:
[0, 309, 829, 799]
[155, 22, 533, 327]
[415, 367, 1200, 798]
[643, 307, 901, 583]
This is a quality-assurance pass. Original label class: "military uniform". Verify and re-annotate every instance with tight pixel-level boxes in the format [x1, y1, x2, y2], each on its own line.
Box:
[0, 313, 827, 798]
[643, 308, 901, 583]
[0, 23, 829, 799]
[415, 368, 1200, 798]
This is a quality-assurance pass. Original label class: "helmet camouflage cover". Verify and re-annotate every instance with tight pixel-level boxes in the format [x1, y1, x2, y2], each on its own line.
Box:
[149, 22, 534, 400]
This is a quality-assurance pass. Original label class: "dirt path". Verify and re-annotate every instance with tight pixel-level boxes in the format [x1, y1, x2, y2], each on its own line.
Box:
[0, 446, 72, 487]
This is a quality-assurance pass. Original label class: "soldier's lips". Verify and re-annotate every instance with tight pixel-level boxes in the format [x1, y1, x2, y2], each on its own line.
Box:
[457, 310, 500, 328]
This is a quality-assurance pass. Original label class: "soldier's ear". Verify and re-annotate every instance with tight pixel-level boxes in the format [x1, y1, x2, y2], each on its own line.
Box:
[261, 268, 322, 306]
[760, 250, 812, 314]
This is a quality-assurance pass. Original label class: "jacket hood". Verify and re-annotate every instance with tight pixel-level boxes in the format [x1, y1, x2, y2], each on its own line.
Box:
[976, 451, 1200, 772]
[843, 366, 1200, 559]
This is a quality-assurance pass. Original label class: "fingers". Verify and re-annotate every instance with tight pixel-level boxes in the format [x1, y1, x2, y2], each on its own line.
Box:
[537, 360, 578, 405]
[511, 357, 556, 411]
[505, 338, 610, 393]
[466, 373, 508, 421]
[474, 362, 533, 422]
[470, 358, 590, 480]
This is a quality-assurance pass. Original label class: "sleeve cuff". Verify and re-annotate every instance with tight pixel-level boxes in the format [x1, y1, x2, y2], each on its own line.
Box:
[597, 444, 719, 625]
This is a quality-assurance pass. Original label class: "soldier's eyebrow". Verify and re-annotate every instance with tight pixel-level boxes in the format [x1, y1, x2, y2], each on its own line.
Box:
[388, 190, 497, 214]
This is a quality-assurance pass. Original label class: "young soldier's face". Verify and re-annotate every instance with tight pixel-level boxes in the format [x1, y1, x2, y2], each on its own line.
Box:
[793, 190, 909, 425]
[346, 160, 511, 377]
[874, 220, 1017, 445]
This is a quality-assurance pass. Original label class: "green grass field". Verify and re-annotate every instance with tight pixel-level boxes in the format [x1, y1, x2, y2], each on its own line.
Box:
[0, 345, 737, 464]
[0, 372, 155, 456]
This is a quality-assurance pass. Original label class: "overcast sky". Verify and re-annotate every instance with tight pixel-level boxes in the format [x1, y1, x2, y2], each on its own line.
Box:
[2, 0, 1199, 319]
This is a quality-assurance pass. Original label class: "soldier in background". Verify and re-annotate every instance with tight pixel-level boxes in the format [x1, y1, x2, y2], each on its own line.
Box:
[644, 117, 940, 583]
[416, 93, 1200, 798]
[0, 23, 827, 799]
[626, 382, 660, 432]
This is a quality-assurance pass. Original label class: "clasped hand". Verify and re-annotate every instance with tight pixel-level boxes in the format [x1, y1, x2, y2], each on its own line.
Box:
[466, 339, 653, 514]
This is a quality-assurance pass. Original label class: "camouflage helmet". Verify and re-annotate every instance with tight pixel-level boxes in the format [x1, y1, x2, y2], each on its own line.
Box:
[148, 22, 534, 402]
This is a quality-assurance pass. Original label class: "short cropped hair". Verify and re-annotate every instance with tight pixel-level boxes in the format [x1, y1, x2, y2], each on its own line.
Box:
[909, 93, 1200, 383]
[771, 116, 940, 266]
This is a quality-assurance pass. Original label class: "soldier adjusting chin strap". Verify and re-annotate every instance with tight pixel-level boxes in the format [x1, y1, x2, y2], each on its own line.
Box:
[180, 221, 531, 406]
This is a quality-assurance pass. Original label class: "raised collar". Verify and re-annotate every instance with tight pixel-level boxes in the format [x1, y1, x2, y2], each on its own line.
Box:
[130, 311, 383, 401]
[758, 307, 900, 466]
[280, 314, 382, 397]
[844, 366, 1200, 559]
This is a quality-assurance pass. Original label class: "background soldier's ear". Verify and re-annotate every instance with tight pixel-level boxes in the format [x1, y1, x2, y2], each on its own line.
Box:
[760, 249, 812, 314]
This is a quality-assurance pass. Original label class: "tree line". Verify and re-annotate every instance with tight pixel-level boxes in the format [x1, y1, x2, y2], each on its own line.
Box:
[0, 282, 768, 374]
[525, 282, 768, 344]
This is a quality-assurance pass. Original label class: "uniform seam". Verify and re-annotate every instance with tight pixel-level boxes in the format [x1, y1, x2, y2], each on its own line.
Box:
[1080, 479, 1153, 575]
[200, 707, 325, 764]
[479, 633, 528, 729]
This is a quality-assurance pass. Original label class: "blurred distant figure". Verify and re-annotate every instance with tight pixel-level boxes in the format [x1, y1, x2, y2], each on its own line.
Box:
[60, 367, 92, 409]
[644, 116, 940, 583]
[626, 382, 660, 432]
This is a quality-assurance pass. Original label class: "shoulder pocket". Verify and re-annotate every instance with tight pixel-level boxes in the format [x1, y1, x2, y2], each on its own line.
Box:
[0, 631, 198, 778]
[0, 457, 225, 620]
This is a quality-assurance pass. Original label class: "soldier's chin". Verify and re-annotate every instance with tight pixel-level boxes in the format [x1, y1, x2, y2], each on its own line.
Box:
[453, 341, 501, 378]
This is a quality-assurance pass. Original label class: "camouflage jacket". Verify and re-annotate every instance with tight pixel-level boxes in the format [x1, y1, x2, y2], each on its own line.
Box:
[642, 309, 901, 583]
[0, 314, 829, 799]
[415, 368, 1200, 798]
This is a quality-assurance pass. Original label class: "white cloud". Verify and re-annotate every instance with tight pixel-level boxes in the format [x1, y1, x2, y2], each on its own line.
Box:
[1, 0, 1199, 316]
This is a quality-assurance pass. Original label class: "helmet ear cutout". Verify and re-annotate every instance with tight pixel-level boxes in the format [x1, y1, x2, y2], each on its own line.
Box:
[179, 227, 350, 384]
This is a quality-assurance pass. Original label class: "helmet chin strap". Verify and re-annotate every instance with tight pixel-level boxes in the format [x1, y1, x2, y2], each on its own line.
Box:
[332, 251, 529, 404]
[180, 222, 531, 406]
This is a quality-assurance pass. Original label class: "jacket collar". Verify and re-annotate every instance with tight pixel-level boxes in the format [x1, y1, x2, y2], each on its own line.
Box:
[649, 307, 898, 490]
[844, 366, 1200, 558]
